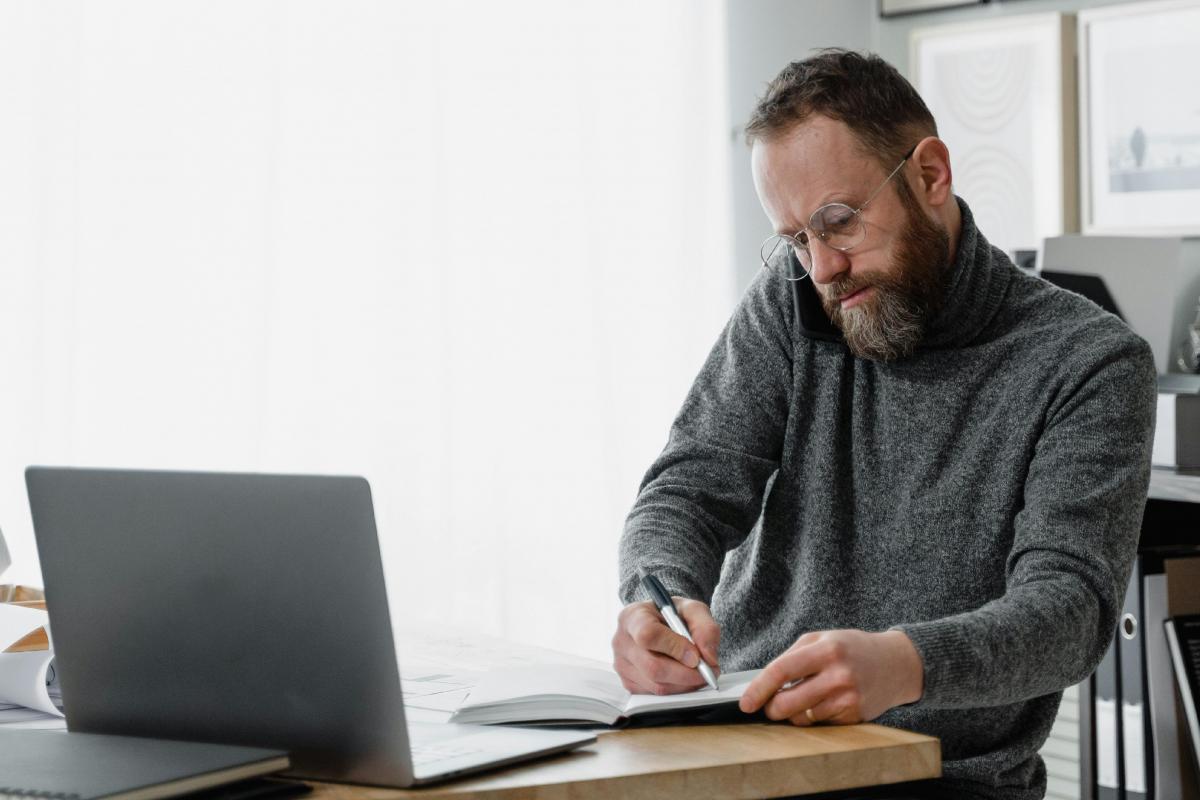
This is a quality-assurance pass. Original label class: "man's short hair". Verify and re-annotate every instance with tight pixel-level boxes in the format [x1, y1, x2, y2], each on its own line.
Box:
[745, 49, 937, 171]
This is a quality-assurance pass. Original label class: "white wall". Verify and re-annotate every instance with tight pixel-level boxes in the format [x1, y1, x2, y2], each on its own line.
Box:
[724, 0, 874, 291]
[872, 0, 1150, 72]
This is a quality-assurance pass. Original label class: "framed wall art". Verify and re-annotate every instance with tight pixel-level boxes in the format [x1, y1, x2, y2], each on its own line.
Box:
[1079, 0, 1200, 235]
[911, 13, 1077, 257]
[881, 0, 986, 18]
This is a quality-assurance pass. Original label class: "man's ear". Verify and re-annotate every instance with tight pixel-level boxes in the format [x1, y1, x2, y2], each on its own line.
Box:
[910, 137, 953, 208]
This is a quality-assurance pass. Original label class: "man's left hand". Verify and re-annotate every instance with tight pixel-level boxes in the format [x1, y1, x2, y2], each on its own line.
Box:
[738, 629, 924, 725]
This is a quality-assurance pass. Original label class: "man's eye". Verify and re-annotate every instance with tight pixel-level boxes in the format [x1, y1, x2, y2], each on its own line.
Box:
[820, 208, 856, 232]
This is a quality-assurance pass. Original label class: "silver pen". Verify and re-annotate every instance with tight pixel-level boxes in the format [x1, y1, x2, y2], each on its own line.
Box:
[640, 572, 719, 690]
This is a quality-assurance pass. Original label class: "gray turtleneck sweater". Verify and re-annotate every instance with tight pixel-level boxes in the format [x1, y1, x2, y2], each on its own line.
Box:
[618, 199, 1156, 799]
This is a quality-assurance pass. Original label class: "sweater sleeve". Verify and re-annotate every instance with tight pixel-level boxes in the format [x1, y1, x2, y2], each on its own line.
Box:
[617, 268, 795, 605]
[896, 333, 1157, 708]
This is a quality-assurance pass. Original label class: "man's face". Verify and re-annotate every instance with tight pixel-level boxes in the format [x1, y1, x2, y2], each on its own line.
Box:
[751, 116, 950, 361]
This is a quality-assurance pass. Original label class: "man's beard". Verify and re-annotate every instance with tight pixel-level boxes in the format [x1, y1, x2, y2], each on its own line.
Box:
[819, 187, 951, 362]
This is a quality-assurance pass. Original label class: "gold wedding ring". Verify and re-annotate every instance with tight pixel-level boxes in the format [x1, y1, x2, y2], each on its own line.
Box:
[805, 708, 816, 723]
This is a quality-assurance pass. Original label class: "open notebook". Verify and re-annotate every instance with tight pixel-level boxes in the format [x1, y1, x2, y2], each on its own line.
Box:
[449, 666, 760, 726]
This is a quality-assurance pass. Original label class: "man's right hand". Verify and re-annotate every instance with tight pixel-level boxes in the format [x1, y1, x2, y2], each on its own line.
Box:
[611, 597, 721, 695]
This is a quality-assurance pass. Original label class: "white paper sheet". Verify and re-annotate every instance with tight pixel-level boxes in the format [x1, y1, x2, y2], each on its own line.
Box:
[400, 677, 473, 697]
[403, 706, 453, 724]
[0, 706, 67, 729]
[458, 666, 631, 713]
[622, 670, 758, 715]
[393, 625, 608, 715]
[0, 651, 62, 716]
[400, 675, 474, 712]
[0, 717, 67, 730]
[405, 688, 472, 712]
[0, 604, 48, 651]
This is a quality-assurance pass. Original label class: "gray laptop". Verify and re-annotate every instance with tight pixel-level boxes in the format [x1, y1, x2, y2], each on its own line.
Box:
[26, 467, 595, 787]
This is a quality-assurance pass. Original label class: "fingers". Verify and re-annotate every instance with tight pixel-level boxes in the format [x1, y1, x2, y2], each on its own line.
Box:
[786, 690, 861, 727]
[738, 629, 906, 726]
[623, 632, 708, 691]
[750, 635, 863, 724]
[614, 652, 703, 696]
[612, 603, 711, 695]
[739, 643, 824, 713]
[615, 655, 656, 694]
[624, 602, 701, 668]
[788, 630, 822, 651]
[763, 673, 840, 721]
[676, 598, 721, 672]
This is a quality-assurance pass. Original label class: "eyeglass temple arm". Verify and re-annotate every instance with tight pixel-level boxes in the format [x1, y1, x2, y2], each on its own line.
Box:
[860, 144, 919, 211]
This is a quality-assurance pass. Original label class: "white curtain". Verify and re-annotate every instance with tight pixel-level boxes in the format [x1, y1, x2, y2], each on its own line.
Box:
[0, 0, 734, 660]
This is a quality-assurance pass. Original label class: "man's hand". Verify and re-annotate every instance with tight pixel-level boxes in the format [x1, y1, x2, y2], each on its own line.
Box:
[739, 629, 923, 725]
[611, 598, 721, 695]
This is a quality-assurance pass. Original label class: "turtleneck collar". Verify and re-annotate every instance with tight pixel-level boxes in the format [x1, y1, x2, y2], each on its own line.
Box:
[793, 196, 1012, 353]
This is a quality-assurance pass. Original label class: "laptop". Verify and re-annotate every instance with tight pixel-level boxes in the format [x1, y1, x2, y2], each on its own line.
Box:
[26, 467, 595, 787]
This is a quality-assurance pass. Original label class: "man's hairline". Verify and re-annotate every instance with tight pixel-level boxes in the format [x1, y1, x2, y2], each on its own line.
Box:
[747, 114, 913, 177]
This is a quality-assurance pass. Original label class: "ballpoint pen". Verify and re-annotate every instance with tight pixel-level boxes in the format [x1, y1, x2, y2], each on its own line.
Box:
[639, 572, 719, 691]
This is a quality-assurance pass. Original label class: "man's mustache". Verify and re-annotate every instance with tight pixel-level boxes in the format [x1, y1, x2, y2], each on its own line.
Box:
[823, 277, 874, 305]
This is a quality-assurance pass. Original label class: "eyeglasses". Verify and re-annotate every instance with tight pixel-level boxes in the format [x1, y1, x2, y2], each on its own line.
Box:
[759, 146, 916, 282]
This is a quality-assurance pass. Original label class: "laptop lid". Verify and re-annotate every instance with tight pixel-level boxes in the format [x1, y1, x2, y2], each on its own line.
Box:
[27, 467, 415, 786]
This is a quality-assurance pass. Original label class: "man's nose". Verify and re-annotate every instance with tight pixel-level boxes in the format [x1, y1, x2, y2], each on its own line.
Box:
[806, 239, 852, 286]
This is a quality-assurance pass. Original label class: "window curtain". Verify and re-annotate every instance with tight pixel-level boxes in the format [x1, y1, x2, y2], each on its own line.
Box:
[0, 0, 734, 660]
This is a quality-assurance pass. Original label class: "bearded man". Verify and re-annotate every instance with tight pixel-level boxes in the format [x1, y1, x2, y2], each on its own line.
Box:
[613, 50, 1156, 800]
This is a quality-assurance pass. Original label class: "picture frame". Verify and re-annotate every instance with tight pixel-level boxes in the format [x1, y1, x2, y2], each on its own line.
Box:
[910, 13, 1077, 257]
[1079, 0, 1200, 235]
[880, 0, 986, 18]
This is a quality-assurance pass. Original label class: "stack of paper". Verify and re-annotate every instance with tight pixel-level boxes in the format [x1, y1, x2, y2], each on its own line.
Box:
[0, 529, 64, 729]
[0, 604, 60, 717]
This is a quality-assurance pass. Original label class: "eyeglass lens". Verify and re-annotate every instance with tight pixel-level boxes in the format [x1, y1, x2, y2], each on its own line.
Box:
[759, 203, 866, 275]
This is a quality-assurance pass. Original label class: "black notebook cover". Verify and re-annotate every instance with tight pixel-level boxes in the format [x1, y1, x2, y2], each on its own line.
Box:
[0, 730, 288, 800]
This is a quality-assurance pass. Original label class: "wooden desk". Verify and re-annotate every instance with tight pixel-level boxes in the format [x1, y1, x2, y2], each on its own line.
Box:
[308, 722, 940, 800]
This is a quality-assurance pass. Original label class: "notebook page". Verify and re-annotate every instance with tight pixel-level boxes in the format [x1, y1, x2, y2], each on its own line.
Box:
[621, 669, 760, 716]
[461, 665, 630, 710]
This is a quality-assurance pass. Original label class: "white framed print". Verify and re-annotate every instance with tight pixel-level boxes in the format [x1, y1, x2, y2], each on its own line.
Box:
[1079, 0, 1200, 235]
[881, 0, 985, 17]
[911, 13, 1077, 257]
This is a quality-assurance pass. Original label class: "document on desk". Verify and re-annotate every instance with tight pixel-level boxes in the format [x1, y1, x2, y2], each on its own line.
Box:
[0, 603, 48, 653]
[0, 705, 67, 729]
[449, 666, 760, 726]
[399, 675, 479, 712]
[393, 625, 609, 715]
[0, 603, 61, 722]
[0, 650, 62, 717]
